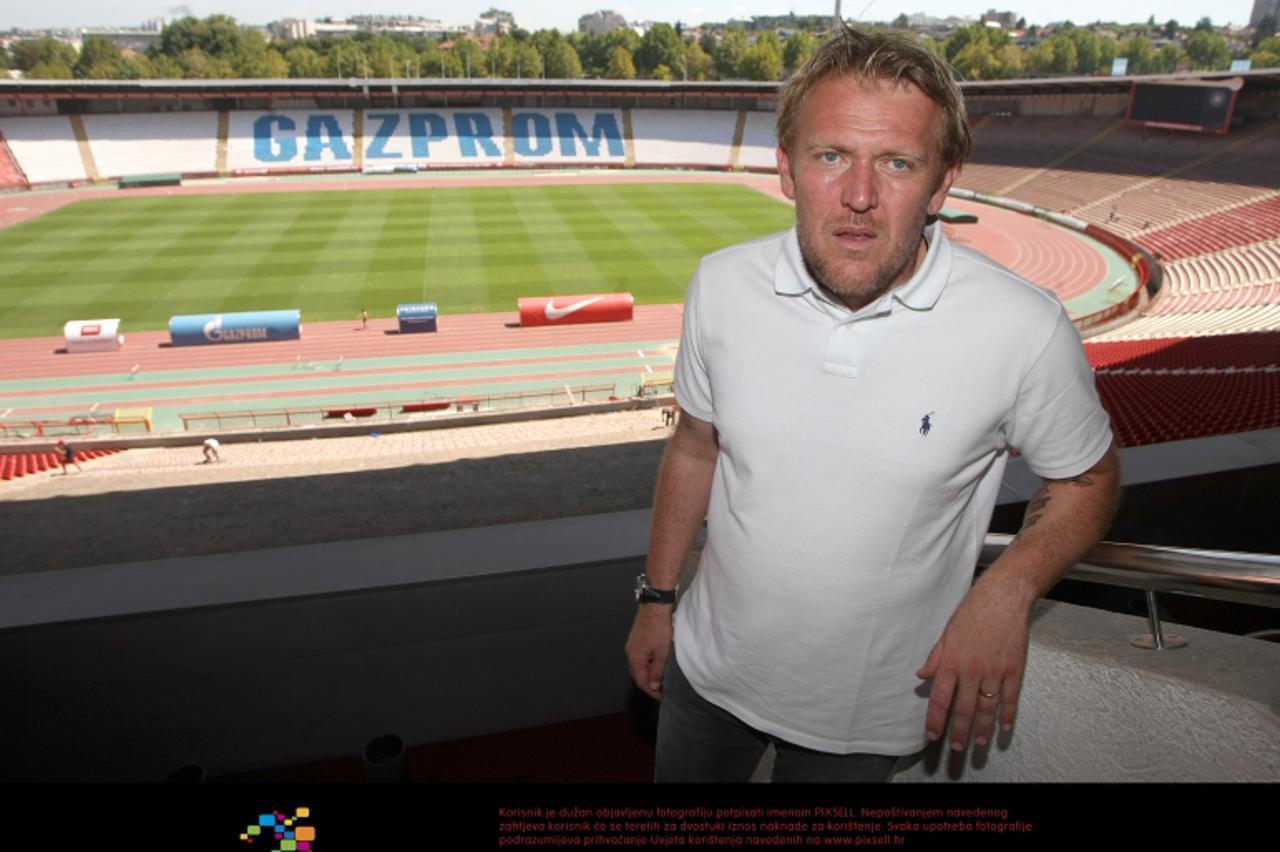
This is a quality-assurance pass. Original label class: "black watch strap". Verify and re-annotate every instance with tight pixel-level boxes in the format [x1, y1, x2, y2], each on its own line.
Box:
[635, 574, 679, 604]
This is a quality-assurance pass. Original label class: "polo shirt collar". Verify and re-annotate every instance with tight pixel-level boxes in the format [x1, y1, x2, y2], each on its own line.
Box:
[775, 220, 951, 312]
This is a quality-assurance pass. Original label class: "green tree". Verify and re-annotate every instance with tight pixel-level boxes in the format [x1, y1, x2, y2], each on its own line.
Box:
[892, 13, 910, 29]
[328, 42, 368, 78]
[260, 49, 289, 78]
[1185, 30, 1230, 70]
[944, 25, 1000, 62]
[605, 45, 636, 79]
[545, 40, 583, 78]
[504, 41, 541, 78]
[715, 28, 749, 78]
[114, 52, 149, 79]
[1063, 28, 1104, 74]
[154, 15, 241, 60]
[1164, 20, 1179, 39]
[74, 36, 123, 79]
[1117, 36, 1156, 74]
[739, 39, 783, 80]
[1155, 43, 1186, 73]
[636, 23, 684, 77]
[1026, 34, 1079, 75]
[27, 60, 75, 79]
[952, 42, 997, 79]
[700, 31, 717, 58]
[451, 39, 484, 78]
[285, 45, 327, 78]
[684, 39, 715, 81]
[177, 47, 235, 79]
[1250, 36, 1280, 67]
[783, 31, 817, 73]
[231, 29, 279, 77]
[11, 37, 77, 72]
[146, 54, 183, 78]
[1194, 16, 1214, 32]
[606, 27, 641, 55]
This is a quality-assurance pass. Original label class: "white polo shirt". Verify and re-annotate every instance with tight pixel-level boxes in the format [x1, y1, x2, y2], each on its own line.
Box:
[672, 222, 1113, 755]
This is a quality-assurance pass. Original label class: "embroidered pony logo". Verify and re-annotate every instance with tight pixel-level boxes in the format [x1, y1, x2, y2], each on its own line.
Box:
[920, 412, 934, 436]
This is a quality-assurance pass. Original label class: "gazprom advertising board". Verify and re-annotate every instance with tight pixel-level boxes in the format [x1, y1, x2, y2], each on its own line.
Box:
[169, 310, 301, 346]
[397, 303, 438, 334]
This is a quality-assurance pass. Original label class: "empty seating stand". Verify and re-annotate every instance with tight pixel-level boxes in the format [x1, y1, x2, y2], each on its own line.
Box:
[0, 447, 122, 481]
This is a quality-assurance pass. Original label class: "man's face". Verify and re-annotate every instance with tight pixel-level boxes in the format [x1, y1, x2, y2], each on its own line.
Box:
[777, 75, 959, 311]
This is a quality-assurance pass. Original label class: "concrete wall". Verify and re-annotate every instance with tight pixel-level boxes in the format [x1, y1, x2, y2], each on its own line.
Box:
[3, 508, 1276, 782]
[0, 512, 652, 782]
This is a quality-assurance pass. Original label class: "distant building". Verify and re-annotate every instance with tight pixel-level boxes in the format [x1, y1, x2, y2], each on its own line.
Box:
[349, 16, 465, 38]
[980, 9, 1019, 29]
[578, 10, 628, 36]
[476, 8, 516, 36]
[1250, 0, 1280, 26]
[270, 16, 463, 41]
[78, 21, 163, 53]
[270, 18, 358, 40]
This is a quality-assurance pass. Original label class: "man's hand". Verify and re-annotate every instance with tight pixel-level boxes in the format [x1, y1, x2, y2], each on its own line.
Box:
[624, 407, 718, 701]
[626, 604, 675, 700]
[917, 443, 1120, 751]
[916, 576, 1031, 750]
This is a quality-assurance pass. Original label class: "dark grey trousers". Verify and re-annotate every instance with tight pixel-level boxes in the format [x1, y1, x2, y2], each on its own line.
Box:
[655, 653, 898, 783]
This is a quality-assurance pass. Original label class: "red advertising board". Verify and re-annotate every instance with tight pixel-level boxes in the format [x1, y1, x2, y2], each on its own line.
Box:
[518, 293, 634, 327]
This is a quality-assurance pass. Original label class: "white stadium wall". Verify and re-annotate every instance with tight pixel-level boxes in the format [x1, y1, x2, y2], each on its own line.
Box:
[2, 107, 781, 183]
[0, 115, 86, 184]
[630, 108, 737, 166]
[738, 110, 780, 170]
[85, 112, 219, 177]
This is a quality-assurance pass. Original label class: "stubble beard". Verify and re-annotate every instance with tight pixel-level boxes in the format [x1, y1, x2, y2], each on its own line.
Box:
[795, 210, 929, 309]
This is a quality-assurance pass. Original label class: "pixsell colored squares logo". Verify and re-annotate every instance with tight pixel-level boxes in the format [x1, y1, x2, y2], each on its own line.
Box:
[239, 807, 316, 851]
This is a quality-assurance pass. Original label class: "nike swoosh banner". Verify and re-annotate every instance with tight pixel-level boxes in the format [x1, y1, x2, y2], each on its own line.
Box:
[518, 292, 634, 327]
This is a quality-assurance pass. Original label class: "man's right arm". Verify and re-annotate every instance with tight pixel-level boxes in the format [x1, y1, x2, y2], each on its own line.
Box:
[625, 407, 718, 700]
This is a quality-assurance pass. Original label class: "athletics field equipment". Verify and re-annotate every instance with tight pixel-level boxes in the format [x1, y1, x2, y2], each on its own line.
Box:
[0, 182, 795, 340]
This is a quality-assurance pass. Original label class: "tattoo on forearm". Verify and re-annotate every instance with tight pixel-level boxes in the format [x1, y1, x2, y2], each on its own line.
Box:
[1015, 465, 1103, 540]
[1016, 485, 1051, 540]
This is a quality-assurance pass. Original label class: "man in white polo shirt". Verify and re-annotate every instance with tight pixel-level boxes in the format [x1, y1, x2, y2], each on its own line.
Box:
[625, 28, 1120, 782]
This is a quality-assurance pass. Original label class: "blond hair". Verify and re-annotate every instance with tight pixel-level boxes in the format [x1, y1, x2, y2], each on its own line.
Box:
[777, 27, 972, 168]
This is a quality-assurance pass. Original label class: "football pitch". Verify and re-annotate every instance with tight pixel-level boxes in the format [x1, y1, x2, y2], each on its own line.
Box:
[0, 182, 795, 339]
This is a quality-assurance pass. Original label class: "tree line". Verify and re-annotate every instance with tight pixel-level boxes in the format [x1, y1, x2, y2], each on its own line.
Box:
[5, 15, 1277, 83]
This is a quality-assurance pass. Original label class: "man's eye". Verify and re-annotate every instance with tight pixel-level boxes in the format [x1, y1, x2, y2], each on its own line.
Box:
[820, 151, 840, 164]
[887, 158, 911, 171]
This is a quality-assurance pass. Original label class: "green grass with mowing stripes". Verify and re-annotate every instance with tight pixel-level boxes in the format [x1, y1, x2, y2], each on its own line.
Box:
[0, 182, 795, 339]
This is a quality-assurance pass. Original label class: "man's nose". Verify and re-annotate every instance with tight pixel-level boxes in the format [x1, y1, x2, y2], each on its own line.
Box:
[841, 161, 878, 212]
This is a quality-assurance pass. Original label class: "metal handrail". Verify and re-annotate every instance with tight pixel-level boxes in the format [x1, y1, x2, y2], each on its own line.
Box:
[980, 534, 1280, 610]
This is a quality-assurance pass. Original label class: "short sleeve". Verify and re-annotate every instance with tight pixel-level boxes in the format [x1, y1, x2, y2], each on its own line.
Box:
[1003, 307, 1113, 479]
[673, 263, 715, 422]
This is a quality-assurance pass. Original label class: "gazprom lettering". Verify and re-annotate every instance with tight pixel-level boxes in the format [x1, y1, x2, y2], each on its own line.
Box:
[203, 315, 268, 342]
[251, 111, 624, 163]
[171, 310, 301, 346]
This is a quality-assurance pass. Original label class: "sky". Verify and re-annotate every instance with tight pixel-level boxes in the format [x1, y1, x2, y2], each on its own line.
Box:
[2, 2, 1260, 33]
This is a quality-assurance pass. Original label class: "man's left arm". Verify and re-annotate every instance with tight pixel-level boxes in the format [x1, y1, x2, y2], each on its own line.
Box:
[916, 442, 1121, 751]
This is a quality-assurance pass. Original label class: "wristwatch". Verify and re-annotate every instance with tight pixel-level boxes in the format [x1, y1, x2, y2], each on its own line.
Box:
[635, 574, 679, 604]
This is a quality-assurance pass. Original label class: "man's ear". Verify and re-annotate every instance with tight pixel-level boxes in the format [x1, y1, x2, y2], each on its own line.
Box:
[776, 146, 797, 201]
[927, 162, 960, 216]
